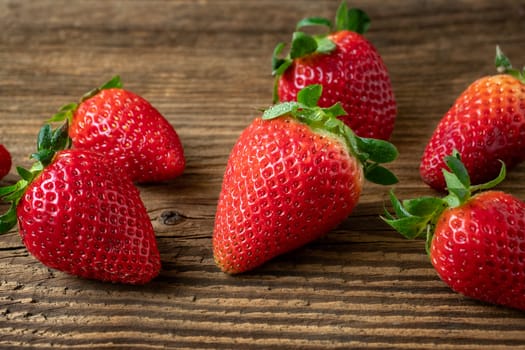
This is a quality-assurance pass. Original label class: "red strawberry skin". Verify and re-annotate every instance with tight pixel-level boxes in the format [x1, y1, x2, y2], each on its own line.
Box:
[17, 149, 161, 284]
[277, 31, 397, 140]
[430, 191, 525, 310]
[0, 144, 11, 180]
[420, 75, 525, 191]
[70, 88, 185, 183]
[213, 117, 364, 274]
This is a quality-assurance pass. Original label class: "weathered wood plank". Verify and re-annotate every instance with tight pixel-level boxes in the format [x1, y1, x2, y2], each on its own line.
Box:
[1, 0, 525, 349]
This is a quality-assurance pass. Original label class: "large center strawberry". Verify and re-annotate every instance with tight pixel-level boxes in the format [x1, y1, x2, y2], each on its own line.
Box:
[214, 117, 364, 273]
[214, 84, 398, 274]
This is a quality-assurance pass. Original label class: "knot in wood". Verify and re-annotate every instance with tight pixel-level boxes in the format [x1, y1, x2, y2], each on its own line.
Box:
[159, 210, 185, 225]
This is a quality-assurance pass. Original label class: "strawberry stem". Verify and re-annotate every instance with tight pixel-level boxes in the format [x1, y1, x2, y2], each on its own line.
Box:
[495, 46, 525, 84]
[49, 75, 123, 124]
[296, 17, 332, 31]
[263, 84, 398, 185]
[335, 1, 370, 34]
[80, 75, 123, 102]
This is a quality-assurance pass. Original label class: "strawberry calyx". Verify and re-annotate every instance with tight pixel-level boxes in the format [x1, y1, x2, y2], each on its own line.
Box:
[49, 75, 122, 124]
[382, 151, 506, 254]
[495, 46, 525, 84]
[272, 1, 370, 85]
[263, 84, 398, 185]
[0, 123, 71, 234]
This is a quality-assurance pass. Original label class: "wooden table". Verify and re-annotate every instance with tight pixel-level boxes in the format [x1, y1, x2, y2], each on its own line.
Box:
[1, 0, 525, 348]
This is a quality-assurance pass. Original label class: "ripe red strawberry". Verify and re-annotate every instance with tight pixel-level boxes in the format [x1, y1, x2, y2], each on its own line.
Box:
[0, 124, 161, 284]
[214, 85, 398, 274]
[385, 151, 525, 310]
[273, 1, 397, 140]
[52, 76, 185, 183]
[0, 144, 11, 180]
[420, 47, 525, 191]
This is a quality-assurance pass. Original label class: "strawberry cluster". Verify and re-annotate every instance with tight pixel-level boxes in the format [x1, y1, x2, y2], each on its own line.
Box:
[2, 1, 525, 312]
[0, 76, 185, 284]
[384, 48, 525, 311]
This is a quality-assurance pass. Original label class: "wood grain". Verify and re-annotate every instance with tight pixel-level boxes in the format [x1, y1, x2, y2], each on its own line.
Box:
[1, 0, 525, 348]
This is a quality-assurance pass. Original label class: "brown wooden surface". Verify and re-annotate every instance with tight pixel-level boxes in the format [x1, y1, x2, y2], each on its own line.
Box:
[1, 0, 525, 348]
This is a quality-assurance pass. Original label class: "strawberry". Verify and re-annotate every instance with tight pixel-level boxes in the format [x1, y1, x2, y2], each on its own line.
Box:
[0, 144, 11, 180]
[213, 84, 398, 274]
[0, 124, 161, 284]
[420, 47, 525, 191]
[272, 1, 397, 140]
[51, 76, 185, 183]
[384, 151, 525, 310]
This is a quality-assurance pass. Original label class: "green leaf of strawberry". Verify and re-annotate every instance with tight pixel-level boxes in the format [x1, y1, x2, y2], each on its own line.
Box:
[297, 83, 323, 107]
[214, 84, 398, 274]
[384, 150, 506, 243]
[290, 32, 319, 59]
[32, 122, 71, 167]
[0, 203, 17, 233]
[80, 75, 123, 102]
[263, 102, 303, 120]
[296, 17, 332, 31]
[335, 2, 370, 33]
[495, 46, 525, 83]
[355, 137, 398, 164]
[363, 165, 398, 186]
[272, 43, 293, 77]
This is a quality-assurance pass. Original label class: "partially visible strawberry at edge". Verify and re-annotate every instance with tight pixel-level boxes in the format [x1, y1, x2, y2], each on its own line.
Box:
[385, 151, 525, 311]
[0, 123, 161, 284]
[420, 47, 525, 191]
[0, 144, 11, 180]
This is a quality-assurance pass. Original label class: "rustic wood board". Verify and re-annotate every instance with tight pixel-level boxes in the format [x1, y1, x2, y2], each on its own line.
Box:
[1, 0, 525, 348]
